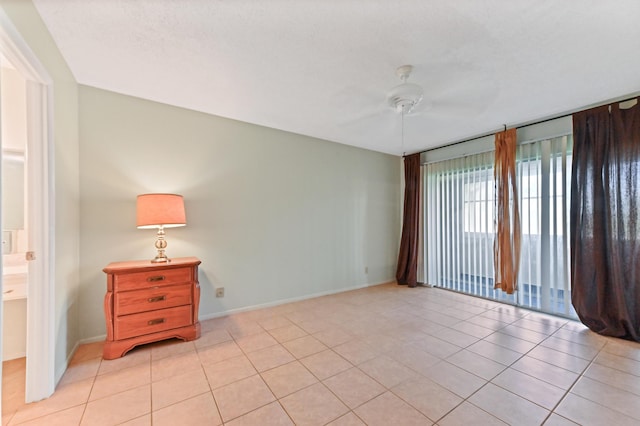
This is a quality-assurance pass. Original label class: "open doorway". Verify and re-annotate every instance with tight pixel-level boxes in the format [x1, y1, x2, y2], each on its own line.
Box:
[0, 8, 55, 417]
[1, 55, 29, 418]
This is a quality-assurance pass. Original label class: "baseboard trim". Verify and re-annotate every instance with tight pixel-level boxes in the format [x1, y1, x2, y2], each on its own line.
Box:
[2, 351, 26, 361]
[79, 280, 395, 346]
[57, 341, 81, 385]
[199, 280, 394, 321]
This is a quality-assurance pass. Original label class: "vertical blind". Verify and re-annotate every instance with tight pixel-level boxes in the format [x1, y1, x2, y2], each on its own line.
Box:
[423, 135, 575, 317]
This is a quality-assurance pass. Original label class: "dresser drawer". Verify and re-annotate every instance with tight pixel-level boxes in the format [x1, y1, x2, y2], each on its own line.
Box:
[114, 267, 191, 291]
[114, 305, 192, 340]
[115, 283, 191, 316]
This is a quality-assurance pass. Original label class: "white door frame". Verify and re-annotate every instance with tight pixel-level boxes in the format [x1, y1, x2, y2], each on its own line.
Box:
[0, 8, 55, 404]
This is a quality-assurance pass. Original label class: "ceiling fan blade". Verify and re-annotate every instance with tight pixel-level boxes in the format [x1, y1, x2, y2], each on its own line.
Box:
[339, 107, 397, 134]
[411, 97, 489, 119]
[331, 84, 398, 132]
[331, 84, 382, 112]
[409, 61, 499, 118]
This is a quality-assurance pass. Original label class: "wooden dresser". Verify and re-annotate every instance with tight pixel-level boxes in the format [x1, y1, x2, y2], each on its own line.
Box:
[102, 257, 201, 359]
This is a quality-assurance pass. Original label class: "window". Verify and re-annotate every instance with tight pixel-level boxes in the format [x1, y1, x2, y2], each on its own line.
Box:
[423, 135, 575, 317]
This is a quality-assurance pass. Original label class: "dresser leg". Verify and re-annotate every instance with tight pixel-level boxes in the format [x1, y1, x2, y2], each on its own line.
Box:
[102, 325, 200, 359]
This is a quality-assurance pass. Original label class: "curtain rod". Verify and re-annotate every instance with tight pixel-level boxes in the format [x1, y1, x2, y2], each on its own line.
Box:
[408, 92, 640, 157]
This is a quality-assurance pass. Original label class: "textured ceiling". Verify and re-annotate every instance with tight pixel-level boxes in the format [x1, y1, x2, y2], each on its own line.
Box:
[33, 0, 640, 155]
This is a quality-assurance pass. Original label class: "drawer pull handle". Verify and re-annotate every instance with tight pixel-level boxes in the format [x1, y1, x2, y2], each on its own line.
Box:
[147, 295, 166, 303]
[147, 318, 165, 326]
[147, 275, 165, 282]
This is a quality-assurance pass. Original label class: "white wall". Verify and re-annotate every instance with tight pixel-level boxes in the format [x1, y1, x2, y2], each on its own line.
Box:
[78, 86, 401, 340]
[1, 66, 27, 240]
[1, 66, 27, 151]
[0, 0, 80, 382]
[2, 65, 28, 362]
[3, 299, 26, 360]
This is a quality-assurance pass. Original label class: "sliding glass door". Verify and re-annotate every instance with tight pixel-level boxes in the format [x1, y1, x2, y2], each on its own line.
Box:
[423, 135, 575, 317]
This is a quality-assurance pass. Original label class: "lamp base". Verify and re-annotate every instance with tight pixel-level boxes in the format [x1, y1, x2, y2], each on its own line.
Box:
[150, 226, 171, 263]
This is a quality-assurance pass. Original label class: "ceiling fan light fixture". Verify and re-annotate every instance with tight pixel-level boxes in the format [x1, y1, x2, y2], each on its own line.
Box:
[388, 82, 424, 114]
[387, 65, 424, 114]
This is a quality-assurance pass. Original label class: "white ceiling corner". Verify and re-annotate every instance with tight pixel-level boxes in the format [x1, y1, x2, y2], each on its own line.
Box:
[32, 0, 640, 155]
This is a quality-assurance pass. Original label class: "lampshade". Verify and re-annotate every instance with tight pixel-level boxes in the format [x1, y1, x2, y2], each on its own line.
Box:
[136, 193, 186, 229]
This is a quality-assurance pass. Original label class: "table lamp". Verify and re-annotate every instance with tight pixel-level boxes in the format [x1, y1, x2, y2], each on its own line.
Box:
[136, 193, 186, 263]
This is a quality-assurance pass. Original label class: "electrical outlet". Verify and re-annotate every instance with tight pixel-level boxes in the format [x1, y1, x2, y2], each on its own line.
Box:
[216, 287, 225, 298]
[365, 266, 368, 274]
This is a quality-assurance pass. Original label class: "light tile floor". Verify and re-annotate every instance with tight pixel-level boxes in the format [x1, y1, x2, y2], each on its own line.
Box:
[3, 282, 640, 425]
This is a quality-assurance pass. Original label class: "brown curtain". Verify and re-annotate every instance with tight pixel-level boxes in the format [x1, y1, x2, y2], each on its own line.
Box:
[396, 153, 420, 287]
[494, 128, 521, 294]
[571, 99, 640, 342]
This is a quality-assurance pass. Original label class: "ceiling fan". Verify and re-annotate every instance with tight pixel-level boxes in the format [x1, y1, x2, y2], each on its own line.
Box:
[386, 64, 428, 154]
[337, 63, 495, 152]
[337, 64, 427, 135]
[387, 64, 425, 115]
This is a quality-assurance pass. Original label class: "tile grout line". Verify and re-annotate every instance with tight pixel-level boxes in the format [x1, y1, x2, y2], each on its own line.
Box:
[427, 305, 582, 425]
[6, 283, 640, 425]
[538, 334, 610, 425]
